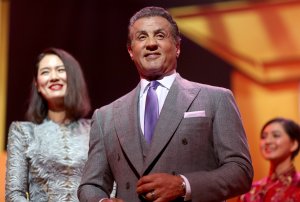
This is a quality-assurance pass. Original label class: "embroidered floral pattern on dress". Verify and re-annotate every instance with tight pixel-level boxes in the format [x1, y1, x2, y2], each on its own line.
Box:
[239, 165, 300, 202]
[5, 119, 90, 202]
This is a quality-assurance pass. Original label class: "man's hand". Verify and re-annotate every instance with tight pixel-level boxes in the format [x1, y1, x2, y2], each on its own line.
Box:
[136, 173, 185, 202]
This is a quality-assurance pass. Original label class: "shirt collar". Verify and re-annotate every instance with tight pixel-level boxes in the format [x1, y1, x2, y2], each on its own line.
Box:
[140, 72, 177, 96]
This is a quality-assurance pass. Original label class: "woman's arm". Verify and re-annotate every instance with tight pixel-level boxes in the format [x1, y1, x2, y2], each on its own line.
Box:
[5, 122, 29, 202]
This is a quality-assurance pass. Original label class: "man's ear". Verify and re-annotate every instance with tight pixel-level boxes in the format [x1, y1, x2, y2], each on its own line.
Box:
[176, 43, 181, 58]
[127, 46, 133, 60]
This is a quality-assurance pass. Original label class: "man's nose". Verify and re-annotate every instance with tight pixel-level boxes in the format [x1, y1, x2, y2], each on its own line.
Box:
[146, 37, 158, 50]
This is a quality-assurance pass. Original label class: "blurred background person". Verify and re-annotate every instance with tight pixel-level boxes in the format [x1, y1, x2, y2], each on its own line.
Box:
[5, 47, 91, 202]
[238, 117, 300, 202]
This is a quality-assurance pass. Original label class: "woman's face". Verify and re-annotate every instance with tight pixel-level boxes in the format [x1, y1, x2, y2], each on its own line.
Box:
[36, 54, 67, 106]
[260, 122, 298, 163]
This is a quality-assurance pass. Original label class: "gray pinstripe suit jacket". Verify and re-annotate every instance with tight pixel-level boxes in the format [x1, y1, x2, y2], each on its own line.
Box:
[78, 74, 253, 202]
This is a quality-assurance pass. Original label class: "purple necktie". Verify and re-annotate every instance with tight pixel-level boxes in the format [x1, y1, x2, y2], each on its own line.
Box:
[144, 81, 159, 144]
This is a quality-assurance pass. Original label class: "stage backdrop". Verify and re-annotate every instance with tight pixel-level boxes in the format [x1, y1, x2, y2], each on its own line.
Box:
[169, 0, 300, 182]
[3, 1, 300, 202]
[0, 0, 9, 154]
[1, 1, 231, 200]
[4, 0, 231, 147]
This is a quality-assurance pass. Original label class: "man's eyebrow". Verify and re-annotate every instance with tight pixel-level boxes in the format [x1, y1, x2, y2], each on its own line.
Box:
[135, 30, 147, 35]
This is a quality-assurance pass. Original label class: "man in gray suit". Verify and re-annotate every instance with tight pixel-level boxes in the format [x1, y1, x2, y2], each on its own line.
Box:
[78, 6, 253, 202]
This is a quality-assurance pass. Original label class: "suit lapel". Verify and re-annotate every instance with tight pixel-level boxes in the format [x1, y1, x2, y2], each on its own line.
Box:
[113, 84, 144, 177]
[143, 75, 201, 174]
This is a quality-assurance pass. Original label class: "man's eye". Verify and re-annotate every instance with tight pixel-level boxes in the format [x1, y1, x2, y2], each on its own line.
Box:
[138, 35, 146, 40]
[156, 34, 165, 39]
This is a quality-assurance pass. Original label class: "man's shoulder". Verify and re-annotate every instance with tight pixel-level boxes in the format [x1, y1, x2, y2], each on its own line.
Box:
[178, 76, 231, 93]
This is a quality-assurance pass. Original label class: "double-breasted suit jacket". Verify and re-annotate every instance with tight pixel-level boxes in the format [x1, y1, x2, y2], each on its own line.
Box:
[78, 74, 253, 202]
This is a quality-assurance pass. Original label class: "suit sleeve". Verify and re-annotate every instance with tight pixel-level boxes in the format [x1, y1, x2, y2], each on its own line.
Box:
[78, 109, 114, 202]
[5, 122, 29, 202]
[186, 88, 253, 201]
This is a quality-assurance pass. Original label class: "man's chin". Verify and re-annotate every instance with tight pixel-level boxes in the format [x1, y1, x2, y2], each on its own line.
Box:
[143, 72, 164, 80]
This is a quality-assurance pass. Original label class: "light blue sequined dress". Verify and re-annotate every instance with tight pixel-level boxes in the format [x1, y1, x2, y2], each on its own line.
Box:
[5, 119, 90, 202]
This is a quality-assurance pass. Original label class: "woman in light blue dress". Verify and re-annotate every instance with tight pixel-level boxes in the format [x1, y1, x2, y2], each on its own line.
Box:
[5, 47, 91, 202]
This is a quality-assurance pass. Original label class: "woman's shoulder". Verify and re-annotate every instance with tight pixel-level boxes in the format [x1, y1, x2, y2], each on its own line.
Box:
[76, 118, 91, 125]
[9, 121, 37, 133]
[294, 172, 300, 185]
[7, 121, 38, 145]
[74, 118, 91, 130]
[287, 172, 300, 199]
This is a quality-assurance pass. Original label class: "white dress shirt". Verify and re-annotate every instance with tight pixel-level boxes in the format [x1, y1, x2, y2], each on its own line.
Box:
[139, 72, 191, 201]
[139, 72, 176, 135]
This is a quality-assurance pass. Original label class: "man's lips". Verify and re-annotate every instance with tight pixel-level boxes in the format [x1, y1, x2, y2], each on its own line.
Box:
[144, 52, 160, 58]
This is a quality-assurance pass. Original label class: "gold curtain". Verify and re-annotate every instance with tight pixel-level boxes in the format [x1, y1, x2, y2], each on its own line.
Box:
[0, 0, 9, 152]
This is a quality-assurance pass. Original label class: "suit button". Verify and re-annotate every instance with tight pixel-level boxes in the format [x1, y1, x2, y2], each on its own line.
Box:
[126, 182, 130, 189]
[182, 138, 188, 145]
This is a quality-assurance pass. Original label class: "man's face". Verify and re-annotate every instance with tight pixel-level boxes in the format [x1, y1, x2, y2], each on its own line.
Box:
[128, 16, 180, 80]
